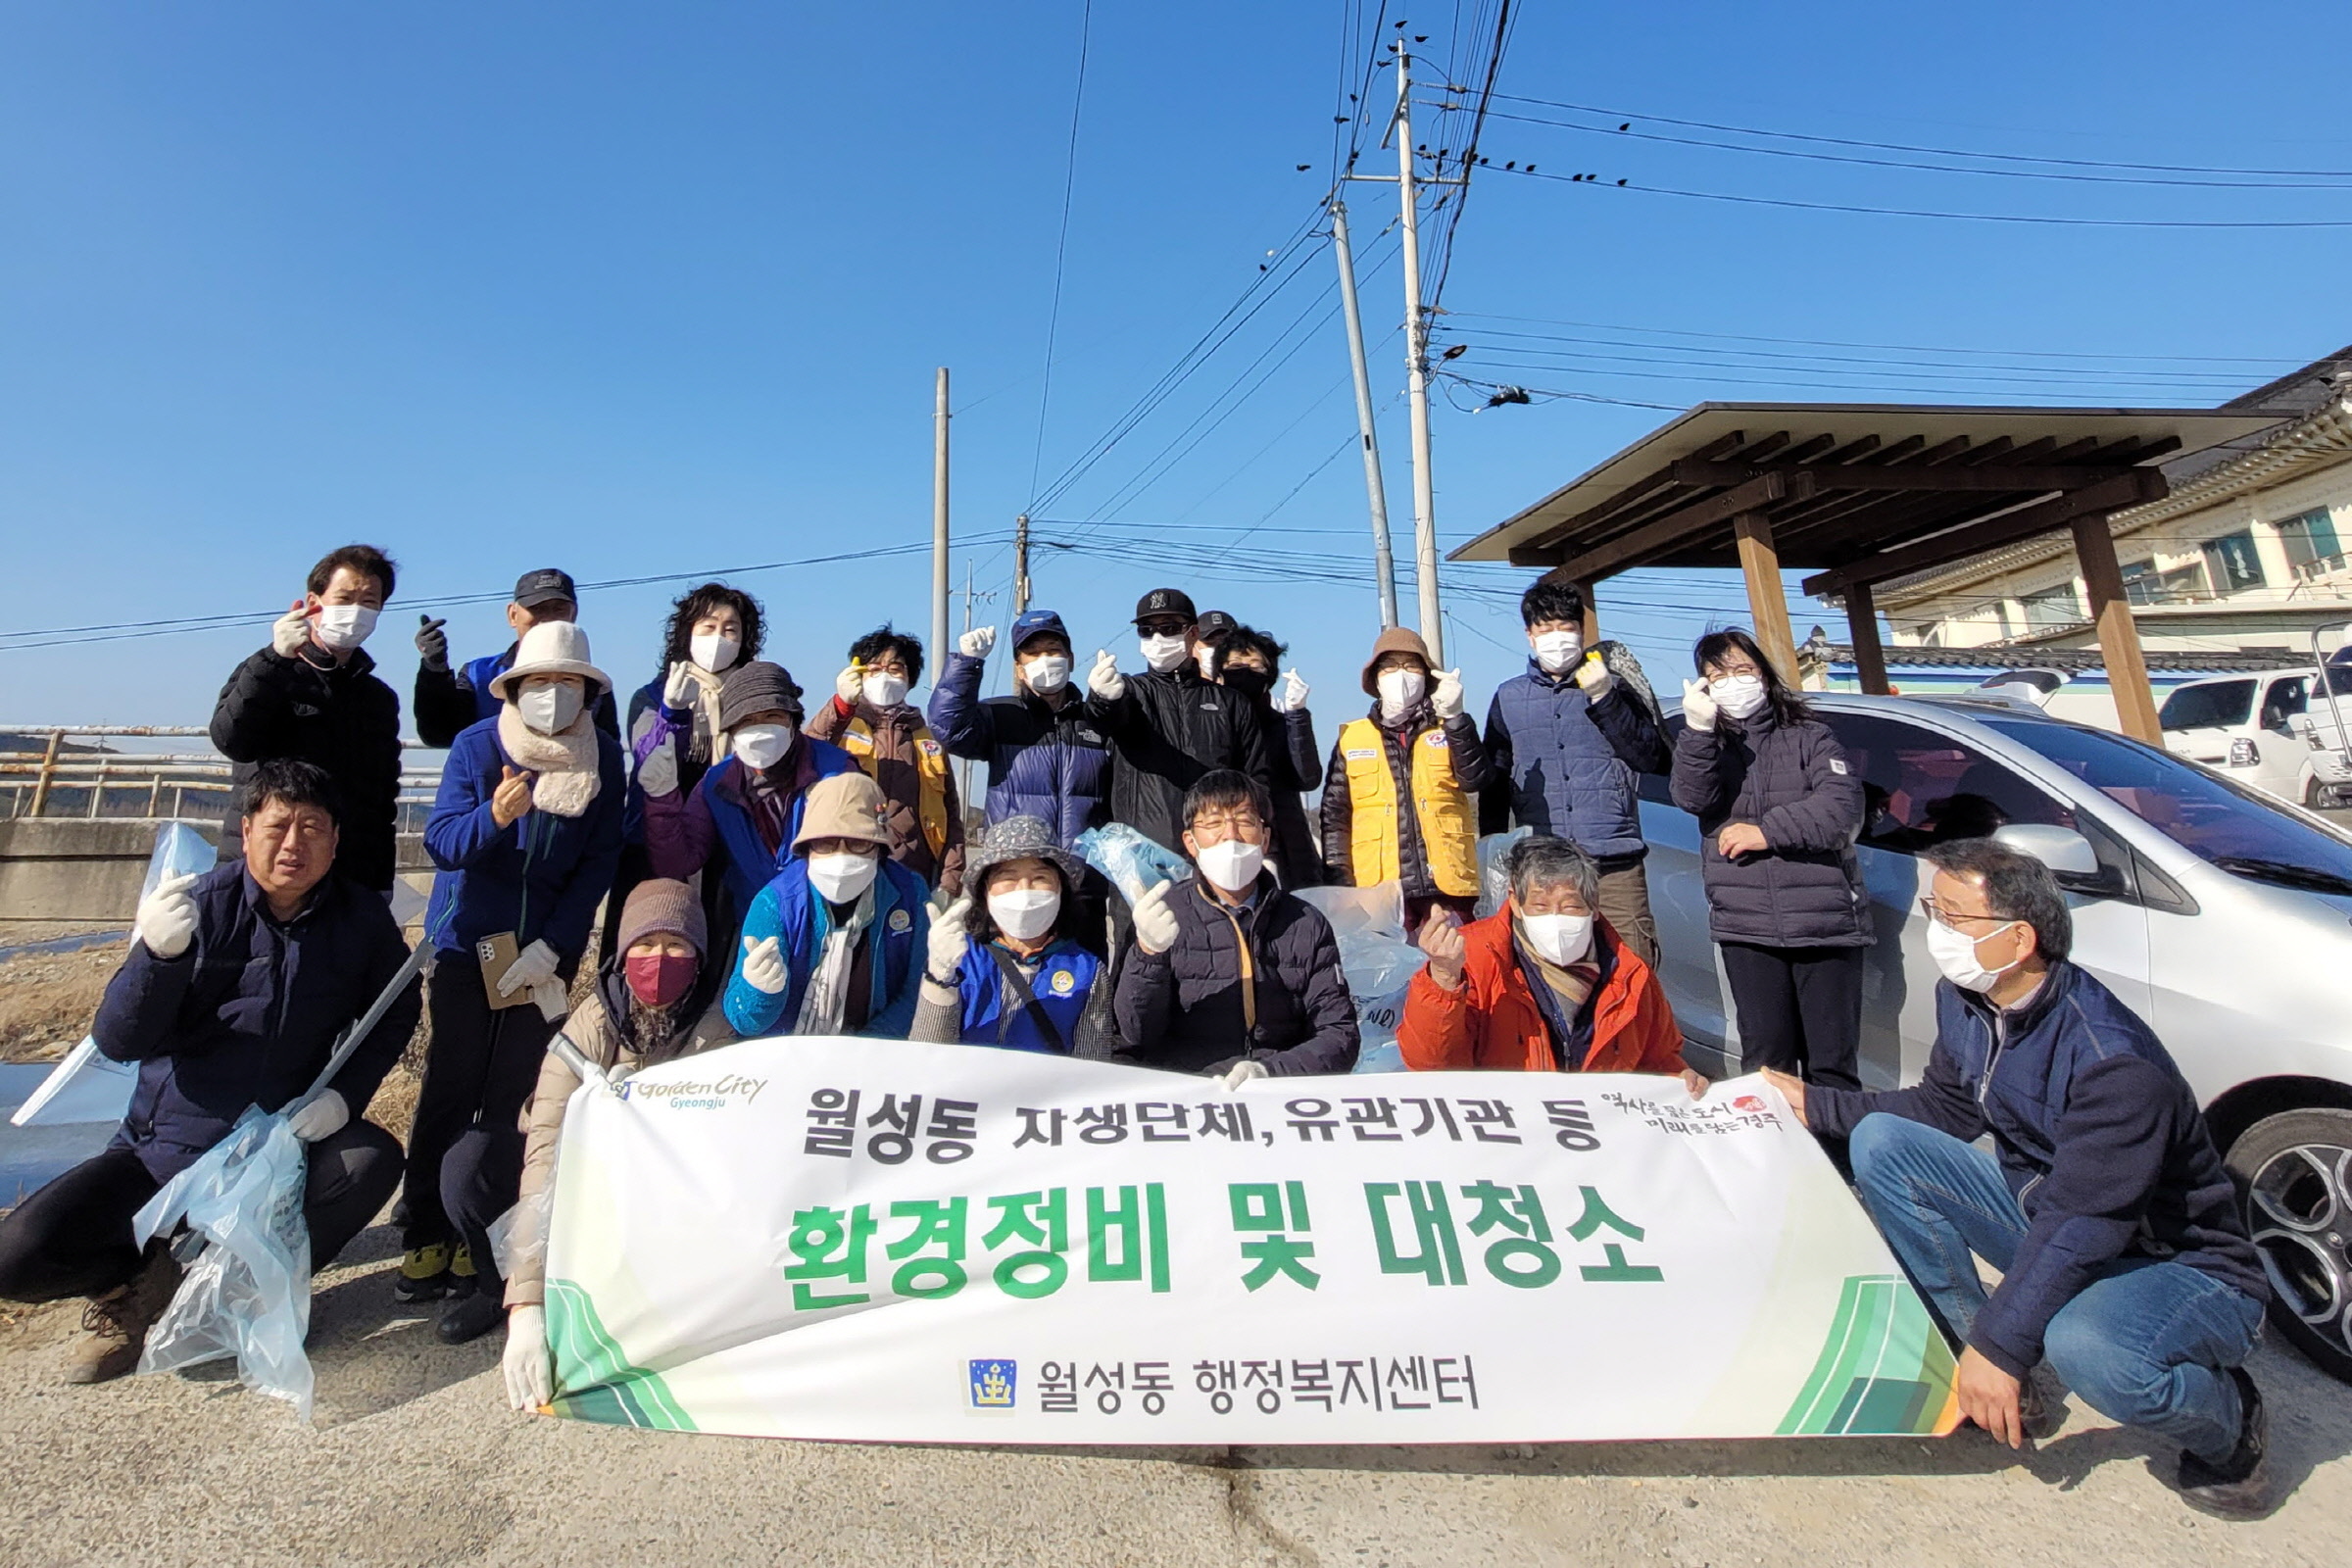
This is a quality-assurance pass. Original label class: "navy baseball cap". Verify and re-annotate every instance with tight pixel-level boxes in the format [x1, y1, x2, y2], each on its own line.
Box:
[513, 567, 578, 609]
[1196, 610, 1238, 644]
[1132, 587, 1198, 625]
[1009, 610, 1070, 651]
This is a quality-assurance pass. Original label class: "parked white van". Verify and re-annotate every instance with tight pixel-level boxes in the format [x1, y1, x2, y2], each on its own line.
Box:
[2160, 666, 2352, 809]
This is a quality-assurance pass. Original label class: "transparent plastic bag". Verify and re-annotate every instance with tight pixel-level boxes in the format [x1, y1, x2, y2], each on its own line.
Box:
[1074, 822, 1194, 906]
[1294, 883, 1421, 1075]
[1475, 828, 1532, 919]
[132, 1106, 316, 1420]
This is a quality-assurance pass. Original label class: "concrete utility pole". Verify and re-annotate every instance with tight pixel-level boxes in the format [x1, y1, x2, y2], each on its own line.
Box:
[931, 368, 952, 679]
[1331, 198, 1399, 629]
[1388, 41, 1444, 663]
[1013, 514, 1033, 614]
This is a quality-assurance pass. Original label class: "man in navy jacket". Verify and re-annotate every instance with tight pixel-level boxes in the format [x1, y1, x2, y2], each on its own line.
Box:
[1771, 838, 2272, 1517]
[0, 760, 419, 1385]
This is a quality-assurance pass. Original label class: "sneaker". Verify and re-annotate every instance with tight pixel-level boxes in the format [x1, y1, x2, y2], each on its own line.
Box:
[393, 1243, 454, 1303]
[2177, 1367, 2271, 1519]
[65, 1248, 180, 1386]
[435, 1285, 505, 1347]
[450, 1243, 478, 1281]
[2020, 1363, 2067, 1443]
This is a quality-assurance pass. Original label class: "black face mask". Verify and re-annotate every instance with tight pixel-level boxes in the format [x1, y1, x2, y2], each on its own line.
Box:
[1222, 667, 1271, 701]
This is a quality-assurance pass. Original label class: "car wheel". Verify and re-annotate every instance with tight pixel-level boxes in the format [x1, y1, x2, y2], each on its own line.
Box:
[2226, 1107, 2352, 1384]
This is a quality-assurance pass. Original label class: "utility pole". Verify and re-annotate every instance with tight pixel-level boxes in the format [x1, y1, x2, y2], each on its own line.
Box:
[1331, 198, 1398, 629]
[1013, 514, 1033, 614]
[931, 368, 951, 681]
[1388, 40, 1444, 664]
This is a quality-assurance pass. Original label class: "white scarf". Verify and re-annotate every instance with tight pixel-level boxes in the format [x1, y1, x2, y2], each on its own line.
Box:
[793, 883, 878, 1036]
[667, 660, 728, 764]
[497, 705, 603, 818]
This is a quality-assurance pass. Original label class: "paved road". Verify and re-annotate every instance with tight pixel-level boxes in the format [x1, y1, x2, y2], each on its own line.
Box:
[0, 1223, 2345, 1567]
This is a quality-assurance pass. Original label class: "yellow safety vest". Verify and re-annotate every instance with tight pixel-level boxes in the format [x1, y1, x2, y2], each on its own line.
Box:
[840, 716, 954, 858]
[1337, 717, 1478, 897]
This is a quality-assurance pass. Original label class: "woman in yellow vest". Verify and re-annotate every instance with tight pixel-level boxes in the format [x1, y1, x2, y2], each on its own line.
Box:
[1319, 626, 1498, 932]
[807, 625, 966, 897]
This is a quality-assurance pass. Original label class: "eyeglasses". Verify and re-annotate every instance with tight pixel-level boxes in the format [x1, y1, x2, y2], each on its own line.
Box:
[1918, 898, 2013, 931]
[1190, 813, 1264, 837]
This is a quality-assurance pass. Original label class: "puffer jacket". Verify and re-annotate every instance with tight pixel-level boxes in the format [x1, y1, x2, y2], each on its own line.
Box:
[422, 715, 626, 961]
[1319, 703, 1495, 899]
[95, 864, 421, 1181]
[1668, 708, 1867, 947]
[209, 644, 403, 893]
[642, 741, 860, 932]
[721, 855, 929, 1039]
[927, 652, 1110, 849]
[1107, 875, 1358, 1076]
[806, 696, 966, 894]
[1480, 662, 1665, 861]
[1397, 909, 1684, 1074]
[1241, 697, 1325, 891]
[415, 645, 618, 751]
[1087, 667, 1272, 855]
[1808, 961, 2267, 1380]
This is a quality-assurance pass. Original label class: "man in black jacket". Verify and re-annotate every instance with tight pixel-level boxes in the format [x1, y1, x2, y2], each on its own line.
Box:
[412, 566, 619, 749]
[210, 544, 405, 895]
[0, 760, 420, 1385]
[1771, 839, 2272, 1518]
[1109, 771, 1358, 1082]
[1083, 588, 1271, 857]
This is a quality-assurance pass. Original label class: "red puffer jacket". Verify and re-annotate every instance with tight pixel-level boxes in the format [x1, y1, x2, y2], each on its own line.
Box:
[1398, 908, 1685, 1073]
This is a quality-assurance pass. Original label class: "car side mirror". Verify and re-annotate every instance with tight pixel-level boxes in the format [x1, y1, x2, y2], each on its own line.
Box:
[1992, 823, 2099, 878]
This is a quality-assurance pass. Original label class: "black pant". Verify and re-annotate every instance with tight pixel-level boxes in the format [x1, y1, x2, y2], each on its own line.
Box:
[442, 1126, 527, 1298]
[1719, 942, 1864, 1091]
[0, 1123, 402, 1303]
[401, 952, 559, 1251]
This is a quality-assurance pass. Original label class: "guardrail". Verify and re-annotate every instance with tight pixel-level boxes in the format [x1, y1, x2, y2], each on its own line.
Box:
[0, 726, 444, 828]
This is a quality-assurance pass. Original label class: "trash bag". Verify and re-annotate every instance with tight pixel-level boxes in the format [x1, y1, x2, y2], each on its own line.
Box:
[1074, 822, 1194, 906]
[1475, 828, 1532, 919]
[1294, 883, 1422, 1075]
[131, 1105, 316, 1420]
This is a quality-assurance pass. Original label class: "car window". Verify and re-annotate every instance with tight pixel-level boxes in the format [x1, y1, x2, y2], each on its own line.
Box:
[2260, 676, 2309, 729]
[1819, 711, 2073, 855]
[2159, 679, 2255, 731]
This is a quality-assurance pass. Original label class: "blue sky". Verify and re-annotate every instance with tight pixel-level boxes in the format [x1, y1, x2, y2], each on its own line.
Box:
[3, 1, 2347, 736]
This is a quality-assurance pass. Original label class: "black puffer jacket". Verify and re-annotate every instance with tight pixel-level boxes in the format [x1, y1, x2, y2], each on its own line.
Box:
[210, 645, 403, 892]
[1107, 875, 1359, 1076]
[1668, 708, 1866, 947]
[1241, 698, 1324, 891]
[1087, 668, 1271, 855]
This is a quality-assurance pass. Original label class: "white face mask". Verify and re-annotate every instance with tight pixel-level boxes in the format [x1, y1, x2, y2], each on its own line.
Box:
[861, 671, 910, 710]
[731, 723, 794, 771]
[988, 887, 1060, 942]
[1194, 838, 1265, 894]
[515, 678, 583, 736]
[1376, 668, 1427, 716]
[1518, 911, 1594, 966]
[689, 632, 739, 673]
[806, 850, 880, 906]
[1927, 916, 2025, 994]
[1021, 655, 1072, 694]
[314, 604, 379, 653]
[1139, 633, 1190, 673]
[1532, 630, 1582, 673]
[1712, 673, 1768, 719]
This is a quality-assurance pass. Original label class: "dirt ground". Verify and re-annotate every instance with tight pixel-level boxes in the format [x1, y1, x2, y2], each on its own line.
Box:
[0, 936, 124, 1063]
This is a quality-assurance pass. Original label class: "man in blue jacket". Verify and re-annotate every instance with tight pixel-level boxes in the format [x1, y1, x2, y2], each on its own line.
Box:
[411, 566, 618, 748]
[0, 760, 420, 1385]
[1771, 838, 2272, 1518]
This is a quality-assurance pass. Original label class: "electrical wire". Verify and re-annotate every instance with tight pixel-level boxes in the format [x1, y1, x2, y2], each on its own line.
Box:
[1441, 311, 2303, 368]
[1025, 0, 1095, 502]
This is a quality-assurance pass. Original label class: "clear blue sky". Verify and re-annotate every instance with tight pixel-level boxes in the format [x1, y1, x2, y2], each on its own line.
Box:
[3, 1, 2346, 735]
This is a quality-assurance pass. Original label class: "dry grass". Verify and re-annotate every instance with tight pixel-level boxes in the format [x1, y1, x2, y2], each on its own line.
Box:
[0, 940, 125, 1062]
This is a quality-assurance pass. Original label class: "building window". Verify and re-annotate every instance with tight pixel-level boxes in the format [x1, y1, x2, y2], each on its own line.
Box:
[2278, 508, 2344, 580]
[2121, 558, 2210, 606]
[2019, 584, 2083, 630]
[2202, 529, 2266, 593]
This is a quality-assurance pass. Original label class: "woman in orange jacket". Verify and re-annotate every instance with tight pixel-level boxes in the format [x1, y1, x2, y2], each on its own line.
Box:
[1399, 835, 1707, 1092]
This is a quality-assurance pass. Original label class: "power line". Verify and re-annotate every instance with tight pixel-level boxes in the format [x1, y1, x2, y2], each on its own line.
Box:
[1437, 325, 2274, 385]
[1025, 0, 1096, 502]
[1442, 310, 2303, 368]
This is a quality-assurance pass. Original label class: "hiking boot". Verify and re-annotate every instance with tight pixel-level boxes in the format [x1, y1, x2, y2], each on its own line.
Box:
[435, 1285, 505, 1346]
[394, 1243, 454, 1303]
[2019, 1363, 2067, 1443]
[65, 1248, 180, 1386]
[2177, 1367, 2271, 1519]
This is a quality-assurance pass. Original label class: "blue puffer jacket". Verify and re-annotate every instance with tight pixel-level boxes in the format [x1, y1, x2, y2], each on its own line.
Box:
[926, 652, 1110, 848]
[723, 856, 929, 1038]
[1481, 662, 1668, 860]
[1809, 961, 2267, 1380]
[942, 936, 1101, 1054]
[423, 715, 626, 960]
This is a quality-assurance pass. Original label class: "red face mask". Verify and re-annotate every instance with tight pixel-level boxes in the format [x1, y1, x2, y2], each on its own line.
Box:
[624, 952, 698, 1006]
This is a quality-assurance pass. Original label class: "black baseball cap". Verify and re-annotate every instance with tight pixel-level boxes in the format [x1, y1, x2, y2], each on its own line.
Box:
[1133, 587, 1198, 626]
[513, 567, 578, 609]
[1196, 610, 1238, 644]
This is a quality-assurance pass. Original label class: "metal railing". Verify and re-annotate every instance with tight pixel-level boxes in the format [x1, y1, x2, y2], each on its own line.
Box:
[2292, 550, 2352, 585]
[0, 726, 443, 827]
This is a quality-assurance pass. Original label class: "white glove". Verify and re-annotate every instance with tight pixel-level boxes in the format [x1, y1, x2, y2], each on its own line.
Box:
[1087, 649, 1126, 701]
[834, 664, 863, 704]
[529, 976, 569, 1023]
[502, 1303, 553, 1412]
[134, 871, 201, 959]
[1221, 1058, 1269, 1091]
[635, 738, 679, 799]
[958, 626, 997, 660]
[271, 604, 313, 658]
[1279, 668, 1311, 714]
[286, 1088, 348, 1144]
[926, 897, 972, 983]
[1430, 668, 1464, 720]
[1130, 878, 1179, 956]
[662, 660, 700, 710]
[739, 934, 789, 995]
[497, 939, 561, 998]
[1575, 654, 1614, 699]
[415, 615, 449, 672]
[1680, 677, 1718, 730]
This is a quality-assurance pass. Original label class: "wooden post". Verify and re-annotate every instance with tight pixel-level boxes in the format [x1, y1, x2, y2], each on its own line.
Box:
[27, 729, 62, 818]
[1733, 512, 1801, 686]
[1845, 580, 1890, 696]
[1575, 579, 1599, 646]
[2071, 511, 2163, 743]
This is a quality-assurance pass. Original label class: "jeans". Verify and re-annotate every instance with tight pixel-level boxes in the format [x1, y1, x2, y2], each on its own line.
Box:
[1849, 1112, 2262, 1462]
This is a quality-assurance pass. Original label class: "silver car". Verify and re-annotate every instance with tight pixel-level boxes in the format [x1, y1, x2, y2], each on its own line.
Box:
[1642, 692, 2352, 1385]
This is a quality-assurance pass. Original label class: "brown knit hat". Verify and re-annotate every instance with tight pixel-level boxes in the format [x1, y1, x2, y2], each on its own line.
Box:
[615, 878, 707, 957]
[1360, 626, 1435, 696]
[792, 770, 893, 852]
[718, 661, 805, 731]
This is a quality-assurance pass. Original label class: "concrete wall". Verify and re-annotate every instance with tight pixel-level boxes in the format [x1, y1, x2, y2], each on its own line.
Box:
[0, 818, 430, 923]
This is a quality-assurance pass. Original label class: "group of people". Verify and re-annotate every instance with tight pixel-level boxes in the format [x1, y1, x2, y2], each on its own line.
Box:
[0, 544, 2277, 1516]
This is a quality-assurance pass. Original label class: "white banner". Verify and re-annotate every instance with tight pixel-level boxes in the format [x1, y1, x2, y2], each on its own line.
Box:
[542, 1038, 1958, 1444]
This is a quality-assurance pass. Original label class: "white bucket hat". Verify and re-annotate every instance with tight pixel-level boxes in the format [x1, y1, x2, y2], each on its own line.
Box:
[489, 620, 612, 700]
